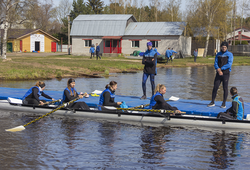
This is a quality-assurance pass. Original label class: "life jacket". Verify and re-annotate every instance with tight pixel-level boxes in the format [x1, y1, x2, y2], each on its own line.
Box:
[22, 86, 41, 100]
[99, 88, 115, 106]
[149, 92, 162, 109]
[233, 95, 244, 120]
[62, 87, 77, 102]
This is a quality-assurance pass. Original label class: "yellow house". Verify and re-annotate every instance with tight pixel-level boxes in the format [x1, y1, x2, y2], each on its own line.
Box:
[7, 29, 59, 52]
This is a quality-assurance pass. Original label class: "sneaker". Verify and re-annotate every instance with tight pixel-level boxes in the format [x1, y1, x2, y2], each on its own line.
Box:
[220, 103, 226, 109]
[140, 95, 147, 100]
[207, 102, 215, 107]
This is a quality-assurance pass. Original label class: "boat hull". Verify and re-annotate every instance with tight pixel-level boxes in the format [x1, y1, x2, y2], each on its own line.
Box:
[1, 101, 250, 130]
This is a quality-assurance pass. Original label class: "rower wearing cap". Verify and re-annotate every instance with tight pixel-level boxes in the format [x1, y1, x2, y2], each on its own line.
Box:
[140, 41, 157, 100]
[62, 78, 90, 110]
[149, 84, 181, 114]
[22, 81, 54, 105]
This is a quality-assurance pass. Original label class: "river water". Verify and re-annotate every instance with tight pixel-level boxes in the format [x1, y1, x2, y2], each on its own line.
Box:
[1, 66, 250, 169]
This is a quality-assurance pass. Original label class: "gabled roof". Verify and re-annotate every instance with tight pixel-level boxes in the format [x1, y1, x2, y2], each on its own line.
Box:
[124, 22, 186, 36]
[17, 29, 59, 41]
[7, 29, 35, 39]
[70, 14, 137, 36]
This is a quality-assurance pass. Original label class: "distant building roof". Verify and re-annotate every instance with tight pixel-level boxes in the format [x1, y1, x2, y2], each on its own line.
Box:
[0, 29, 59, 41]
[71, 14, 137, 36]
[124, 22, 186, 36]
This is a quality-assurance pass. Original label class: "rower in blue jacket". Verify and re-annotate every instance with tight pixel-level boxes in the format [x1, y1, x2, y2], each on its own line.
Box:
[22, 81, 54, 105]
[217, 87, 244, 120]
[140, 42, 157, 100]
[208, 41, 234, 108]
[149, 84, 181, 113]
[99, 81, 122, 110]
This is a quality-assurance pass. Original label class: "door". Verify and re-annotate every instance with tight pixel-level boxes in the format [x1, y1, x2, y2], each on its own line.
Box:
[20, 40, 22, 52]
[51, 42, 56, 52]
[35, 42, 40, 51]
[7, 42, 12, 52]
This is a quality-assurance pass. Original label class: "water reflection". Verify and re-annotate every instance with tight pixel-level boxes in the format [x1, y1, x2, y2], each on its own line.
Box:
[210, 131, 244, 169]
[140, 126, 172, 165]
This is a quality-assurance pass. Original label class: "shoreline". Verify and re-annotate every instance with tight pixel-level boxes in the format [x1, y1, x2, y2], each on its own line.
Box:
[0, 54, 249, 80]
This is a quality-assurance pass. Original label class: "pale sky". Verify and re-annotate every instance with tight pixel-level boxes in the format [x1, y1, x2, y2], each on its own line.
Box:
[52, 0, 187, 13]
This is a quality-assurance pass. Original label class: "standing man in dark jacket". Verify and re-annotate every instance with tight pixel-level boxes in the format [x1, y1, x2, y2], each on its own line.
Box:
[140, 42, 157, 100]
[96, 43, 101, 60]
[207, 42, 233, 108]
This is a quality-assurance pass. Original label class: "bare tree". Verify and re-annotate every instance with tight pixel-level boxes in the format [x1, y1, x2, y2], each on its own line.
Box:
[55, 0, 72, 24]
[0, 0, 28, 59]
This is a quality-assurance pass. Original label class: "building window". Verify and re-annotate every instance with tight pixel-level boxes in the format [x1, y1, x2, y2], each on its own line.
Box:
[85, 40, 92, 47]
[132, 41, 140, 48]
[151, 41, 158, 48]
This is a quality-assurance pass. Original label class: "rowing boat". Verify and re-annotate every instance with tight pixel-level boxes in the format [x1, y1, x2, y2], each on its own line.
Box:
[1, 99, 250, 130]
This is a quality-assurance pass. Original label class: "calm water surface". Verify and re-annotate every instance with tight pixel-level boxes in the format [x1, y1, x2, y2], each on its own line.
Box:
[1, 66, 250, 169]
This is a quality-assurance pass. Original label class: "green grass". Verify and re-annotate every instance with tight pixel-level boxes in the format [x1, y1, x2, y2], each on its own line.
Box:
[1, 54, 250, 80]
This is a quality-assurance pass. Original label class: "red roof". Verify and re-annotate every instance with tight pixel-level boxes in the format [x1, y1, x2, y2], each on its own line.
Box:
[102, 36, 122, 39]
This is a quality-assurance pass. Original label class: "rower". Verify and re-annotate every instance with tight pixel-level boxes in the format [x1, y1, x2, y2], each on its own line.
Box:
[99, 81, 122, 110]
[22, 81, 54, 105]
[217, 87, 244, 120]
[62, 78, 90, 110]
[149, 84, 181, 114]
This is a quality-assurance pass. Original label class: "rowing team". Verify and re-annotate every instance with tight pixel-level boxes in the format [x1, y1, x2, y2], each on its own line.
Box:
[22, 78, 244, 120]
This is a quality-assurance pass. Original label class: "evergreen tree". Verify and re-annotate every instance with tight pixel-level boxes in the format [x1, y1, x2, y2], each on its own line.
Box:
[70, 0, 93, 20]
[87, 0, 104, 14]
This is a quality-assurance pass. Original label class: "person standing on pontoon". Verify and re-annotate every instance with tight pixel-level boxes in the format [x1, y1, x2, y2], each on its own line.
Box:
[140, 42, 157, 100]
[207, 41, 233, 108]
[217, 87, 244, 120]
[149, 84, 181, 114]
[99, 81, 122, 110]
[22, 81, 54, 105]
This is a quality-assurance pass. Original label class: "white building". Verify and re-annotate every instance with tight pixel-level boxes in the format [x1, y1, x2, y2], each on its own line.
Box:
[70, 14, 191, 56]
[227, 27, 250, 44]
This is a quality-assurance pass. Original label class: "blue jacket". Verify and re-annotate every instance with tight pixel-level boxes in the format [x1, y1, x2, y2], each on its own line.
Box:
[193, 50, 198, 57]
[96, 45, 100, 52]
[233, 95, 244, 120]
[62, 87, 77, 102]
[165, 50, 171, 58]
[90, 47, 95, 53]
[99, 88, 115, 106]
[170, 50, 177, 55]
[22, 86, 41, 100]
[214, 50, 233, 72]
[149, 92, 162, 109]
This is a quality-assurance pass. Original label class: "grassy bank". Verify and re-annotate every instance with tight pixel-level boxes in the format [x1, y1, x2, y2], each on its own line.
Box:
[1, 54, 250, 80]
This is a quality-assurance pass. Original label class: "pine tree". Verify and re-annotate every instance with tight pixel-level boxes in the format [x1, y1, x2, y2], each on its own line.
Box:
[87, 0, 104, 14]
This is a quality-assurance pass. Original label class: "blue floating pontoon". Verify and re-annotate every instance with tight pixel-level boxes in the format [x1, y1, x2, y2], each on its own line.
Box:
[0, 87, 249, 118]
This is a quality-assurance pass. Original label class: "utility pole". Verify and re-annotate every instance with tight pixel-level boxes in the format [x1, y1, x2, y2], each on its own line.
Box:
[240, 0, 244, 45]
[68, 14, 71, 55]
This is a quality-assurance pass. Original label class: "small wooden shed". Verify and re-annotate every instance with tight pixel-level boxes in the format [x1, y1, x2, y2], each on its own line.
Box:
[7, 29, 59, 52]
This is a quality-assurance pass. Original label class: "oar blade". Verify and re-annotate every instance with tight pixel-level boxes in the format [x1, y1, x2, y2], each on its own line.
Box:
[5, 125, 25, 132]
[169, 96, 179, 101]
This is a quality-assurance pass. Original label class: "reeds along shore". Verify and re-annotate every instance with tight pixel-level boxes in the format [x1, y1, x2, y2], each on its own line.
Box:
[0, 55, 249, 80]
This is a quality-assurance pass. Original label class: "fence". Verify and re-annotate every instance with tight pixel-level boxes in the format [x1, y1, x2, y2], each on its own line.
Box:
[57, 44, 71, 53]
[228, 45, 250, 56]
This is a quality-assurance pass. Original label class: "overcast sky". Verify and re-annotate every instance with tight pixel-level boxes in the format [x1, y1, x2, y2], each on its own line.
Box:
[52, 0, 187, 13]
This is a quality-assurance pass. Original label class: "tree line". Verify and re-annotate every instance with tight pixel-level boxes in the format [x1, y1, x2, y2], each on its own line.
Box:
[1, 0, 250, 59]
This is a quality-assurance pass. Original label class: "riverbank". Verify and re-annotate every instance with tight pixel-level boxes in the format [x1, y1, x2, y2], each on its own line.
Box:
[1, 54, 249, 80]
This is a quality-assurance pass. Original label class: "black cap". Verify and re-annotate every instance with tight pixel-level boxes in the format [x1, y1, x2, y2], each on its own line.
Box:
[221, 41, 228, 48]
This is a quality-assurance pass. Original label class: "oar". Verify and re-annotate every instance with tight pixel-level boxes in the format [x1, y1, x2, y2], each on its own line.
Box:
[133, 96, 180, 109]
[5, 97, 81, 132]
[39, 99, 62, 106]
[116, 107, 185, 114]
